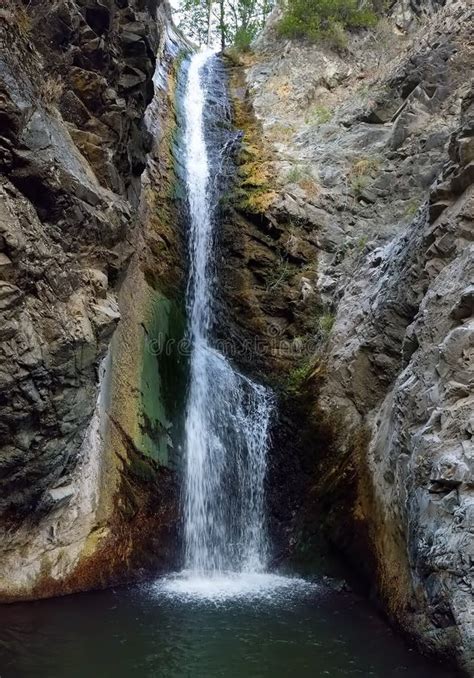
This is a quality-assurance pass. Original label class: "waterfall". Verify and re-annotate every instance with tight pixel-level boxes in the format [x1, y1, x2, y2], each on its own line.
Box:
[182, 50, 273, 576]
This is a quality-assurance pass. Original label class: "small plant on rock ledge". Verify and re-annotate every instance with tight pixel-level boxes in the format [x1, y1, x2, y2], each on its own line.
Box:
[319, 312, 335, 339]
[328, 20, 348, 49]
[305, 105, 333, 126]
[40, 76, 64, 110]
[351, 156, 380, 177]
[268, 122, 296, 143]
[286, 359, 315, 393]
[2, 0, 32, 37]
[285, 164, 319, 191]
[350, 173, 370, 196]
[404, 198, 420, 219]
[284, 165, 320, 196]
[356, 234, 369, 251]
[349, 155, 379, 197]
[286, 164, 310, 183]
[266, 254, 294, 292]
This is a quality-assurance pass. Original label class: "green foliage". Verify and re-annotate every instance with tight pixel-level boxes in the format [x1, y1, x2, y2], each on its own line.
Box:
[266, 255, 294, 291]
[177, 0, 211, 46]
[233, 24, 257, 51]
[283, 166, 320, 196]
[286, 164, 312, 183]
[328, 20, 348, 48]
[175, 0, 273, 50]
[349, 155, 379, 196]
[305, 104, 332, 126]
[350, 173, 369, 195]
[227, 0, 274, 49]
[318, 312, 335, 337]
[286, 359, 314, 392]
[356, 234, 369, 251]
[404, 198, 420, 218]
[278, 0, 378, 47]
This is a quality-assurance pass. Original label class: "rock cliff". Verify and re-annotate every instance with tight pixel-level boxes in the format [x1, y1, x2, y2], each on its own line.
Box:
[223, 0, 473, 672]
[0, 0, 186, 600]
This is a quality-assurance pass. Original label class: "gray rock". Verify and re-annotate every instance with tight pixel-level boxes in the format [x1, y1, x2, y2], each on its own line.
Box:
[242, 1, 474, 672]
[0, 0, 177, 601]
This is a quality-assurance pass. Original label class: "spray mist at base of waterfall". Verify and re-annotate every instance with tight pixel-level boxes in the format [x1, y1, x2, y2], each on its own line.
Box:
[154, 571, 317, 603]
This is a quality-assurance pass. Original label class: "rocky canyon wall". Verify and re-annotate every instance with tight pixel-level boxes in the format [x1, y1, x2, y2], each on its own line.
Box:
[0, 0, 187, 600]
[222, 1, 473, 672]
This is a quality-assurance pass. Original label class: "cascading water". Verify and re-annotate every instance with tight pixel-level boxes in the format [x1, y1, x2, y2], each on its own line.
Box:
[182, 50, 273, 578]
[160, 49, 310, 600]
[159, 49, 311, 601]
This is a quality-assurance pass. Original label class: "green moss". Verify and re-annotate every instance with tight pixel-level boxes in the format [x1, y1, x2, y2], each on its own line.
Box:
[140, 293, 187, 467]
[128, 453, 157, 483]
[319, 312, 335, 337]
[404, 198, 420, 218]
[228, 61, 277, 215]
[305, 105, 333, 126]
[235, 185, 277, 214]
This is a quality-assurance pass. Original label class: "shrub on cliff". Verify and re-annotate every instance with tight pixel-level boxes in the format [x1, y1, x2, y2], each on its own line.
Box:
[1, 0, 32, 37]
[278, 0, 378, 46]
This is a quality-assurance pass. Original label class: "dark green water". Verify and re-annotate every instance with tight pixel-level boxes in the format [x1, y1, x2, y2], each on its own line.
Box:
[0, 574, 459, 678]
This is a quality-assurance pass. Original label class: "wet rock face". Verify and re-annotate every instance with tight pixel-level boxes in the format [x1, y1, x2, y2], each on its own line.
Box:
[0, 1, 182, 599]
[223, 0, 473, 671]
[217, 58, 322, 381]
[319, 98, 473, 669]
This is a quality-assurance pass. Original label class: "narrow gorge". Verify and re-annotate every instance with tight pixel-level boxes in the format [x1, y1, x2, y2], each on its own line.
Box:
[0, 0, 472, 676]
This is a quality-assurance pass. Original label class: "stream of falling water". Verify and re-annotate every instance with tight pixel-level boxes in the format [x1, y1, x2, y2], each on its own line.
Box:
[182, 51, 272, 578]
[161, 50, 281, 598]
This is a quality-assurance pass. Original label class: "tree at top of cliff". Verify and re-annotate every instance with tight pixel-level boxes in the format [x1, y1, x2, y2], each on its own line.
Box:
[174, 0, 273, 50]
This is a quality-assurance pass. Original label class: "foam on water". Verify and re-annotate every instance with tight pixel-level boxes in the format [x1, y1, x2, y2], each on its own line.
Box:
[155, 572, 317, 604]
